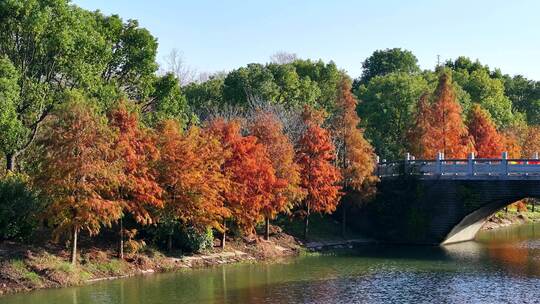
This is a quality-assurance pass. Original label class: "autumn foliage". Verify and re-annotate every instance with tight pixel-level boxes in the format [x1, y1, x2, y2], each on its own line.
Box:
[412, 72, 473, 159]
[157, 120, 230, 232]
[297, 107, 342, 238]
[109, 105, 164, 225]
[207, 119, 279, 235]
[37, 101, 123, 264]
[248, 111, 304, 239]
[467, 104, 505, 158]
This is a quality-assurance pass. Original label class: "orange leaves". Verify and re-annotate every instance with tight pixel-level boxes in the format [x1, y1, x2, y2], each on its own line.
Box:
[157, 120, 230, 231]
[249, 111, 304, 219]
[297, 108, 342, 215]
[37, 101, 124, 237]
[332, 78, 377, 195]
[207, 119, 278, 233]
[109, 104, 163, 225]
[411, 72, 473, 159]
[467, 104, 504, 158]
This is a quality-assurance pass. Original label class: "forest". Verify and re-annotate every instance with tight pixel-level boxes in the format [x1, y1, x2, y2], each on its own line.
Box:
[1, 0, 540, 265]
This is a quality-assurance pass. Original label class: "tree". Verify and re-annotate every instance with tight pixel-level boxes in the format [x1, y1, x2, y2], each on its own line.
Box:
[0, 0, 159, 171]
[157, 120, 230, 251]
[415, 72, 473, 159]
[207, 119, 277, 245]
[521, 126, 540, 158]
[467, 104, 504, 158]
[356, 73, 429, 159]
[0, 57, 25, 171]
[162, 48, 196, 86]
[248, 111, 304, 240]
[270, 51, 298, 64]
[358, 48, 420, 85]
[296, 107, 342, 239]
[408, 92, 431, 157]
[331, 78, 377, 236]
[504, 75, 540, 124]
[223, 64, 279, 106]
[109, 105, 163, 258]
[36, 100, 123, 264]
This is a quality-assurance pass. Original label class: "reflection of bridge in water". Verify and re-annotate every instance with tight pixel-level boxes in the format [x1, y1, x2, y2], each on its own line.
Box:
[375, 152, 540, 245]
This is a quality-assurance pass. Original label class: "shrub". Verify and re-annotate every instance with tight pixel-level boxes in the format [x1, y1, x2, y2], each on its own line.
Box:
[178, 226, 214, 253]
[0, 173, 42, 241]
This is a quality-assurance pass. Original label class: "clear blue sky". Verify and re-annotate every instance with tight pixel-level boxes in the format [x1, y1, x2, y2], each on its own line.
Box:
[73, 0, 540, 80]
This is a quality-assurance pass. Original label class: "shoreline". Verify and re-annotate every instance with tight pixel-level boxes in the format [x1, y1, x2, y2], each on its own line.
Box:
[0, 229, 377, 297]
[2, 213, 536, 298]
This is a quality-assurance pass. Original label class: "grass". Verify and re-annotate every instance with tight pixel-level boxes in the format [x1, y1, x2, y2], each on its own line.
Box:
[8, 260, 43, 286]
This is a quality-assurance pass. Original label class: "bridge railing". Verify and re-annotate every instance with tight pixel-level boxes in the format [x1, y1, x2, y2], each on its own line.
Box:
[377, 152, 540, 179]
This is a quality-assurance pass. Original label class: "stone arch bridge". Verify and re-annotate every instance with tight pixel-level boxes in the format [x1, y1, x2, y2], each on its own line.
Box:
[372, 152, 540, 245]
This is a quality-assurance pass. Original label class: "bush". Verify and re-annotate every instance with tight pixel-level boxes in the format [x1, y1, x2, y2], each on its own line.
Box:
[0, 173, 42, 241]
[178, 226, 213, 253]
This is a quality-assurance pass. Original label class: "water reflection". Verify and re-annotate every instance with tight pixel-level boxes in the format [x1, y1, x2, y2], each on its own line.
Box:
[5, 223, 540, 303]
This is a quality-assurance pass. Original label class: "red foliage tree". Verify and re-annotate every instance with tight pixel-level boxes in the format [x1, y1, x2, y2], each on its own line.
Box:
[109, 104, 164, 258]
[297, 107, 342, 239]
[467, 104, 505, 158]
[331, 78, 377, 236]
[415, 72, 473, 159]
[157, 120, 230, 251]
[207, 119, 277, 246]
[249, 111, 304, 239]
[37, 101, 123, 264]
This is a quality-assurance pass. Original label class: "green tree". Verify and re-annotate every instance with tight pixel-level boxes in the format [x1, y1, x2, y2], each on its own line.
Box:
[223, 63, 279, 106]
[292, 59, 342, 111]
[503, 75, 540, 124]
[356, 73, 429, 159]
[0, 0, 159, 171]
[358, 48, 420, 85]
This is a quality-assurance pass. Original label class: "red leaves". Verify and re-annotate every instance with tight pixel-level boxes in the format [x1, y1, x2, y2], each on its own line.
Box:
[411, 73, 473, 159]
[207, 119, 278, 233]
[38, 101, 124, 238]
[467, 104, 504, 158]
[297, 108, 342, 215]
[109, 104, 163, 225]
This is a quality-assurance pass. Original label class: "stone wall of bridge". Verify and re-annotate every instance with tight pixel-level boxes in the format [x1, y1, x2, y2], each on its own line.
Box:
[357, 177, 540, 245]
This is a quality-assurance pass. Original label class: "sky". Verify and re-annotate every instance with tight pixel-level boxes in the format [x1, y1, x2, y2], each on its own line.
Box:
[73, 0, 540, 80]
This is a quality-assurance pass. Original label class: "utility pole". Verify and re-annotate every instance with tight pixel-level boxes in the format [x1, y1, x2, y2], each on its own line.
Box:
[436, 55, 441, 68]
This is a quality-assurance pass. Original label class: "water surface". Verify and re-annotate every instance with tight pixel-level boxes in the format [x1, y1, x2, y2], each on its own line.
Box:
[4, 223, 540, 304]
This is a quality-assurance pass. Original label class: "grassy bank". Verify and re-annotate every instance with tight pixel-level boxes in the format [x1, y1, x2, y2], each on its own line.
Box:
[483, 204, 540, 230]
[0, 215, 365, 296]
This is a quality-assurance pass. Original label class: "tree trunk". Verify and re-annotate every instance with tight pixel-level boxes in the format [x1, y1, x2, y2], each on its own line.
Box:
[167, 231, 173, 252]
[264, 216, 270, 240]
[533, 201, 535, 213]
[221, 219, 227, 250]
[505, 207, 508, 213]
[119, 218, 124, 259]
[304, 203, 310, 240]
[71, 226, 79, 265]
[5, 153, 15, 172]
[341, 203, 347, 238]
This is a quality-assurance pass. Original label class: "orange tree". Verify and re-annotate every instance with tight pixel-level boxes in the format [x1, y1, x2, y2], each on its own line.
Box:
[207, 118, 277, 247]
[331, 78, 377, 236]
[109, 104, 163, 258]
[248, 111, 304, 240]
[37, 100, 123, 264]
[467, 104, 504, 158]
[157, 120, 230, 251]
[296, 107, 342, 239]
[414, 72, 473, 159]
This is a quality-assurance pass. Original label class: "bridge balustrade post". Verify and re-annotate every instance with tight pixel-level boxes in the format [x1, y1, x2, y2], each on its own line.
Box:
[502, 152, 508, 176]
[467, 153, 475, 176]
[404, 153, 411, 175]
[436, 152, 443, 175]
[534, 152, 539, 160]
[376, 156, 380, 177]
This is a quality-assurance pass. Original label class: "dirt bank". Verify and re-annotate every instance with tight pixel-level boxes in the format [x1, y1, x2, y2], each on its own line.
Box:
[482, 211, 540, 230]
[0, 229, 302, 296]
